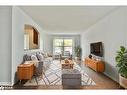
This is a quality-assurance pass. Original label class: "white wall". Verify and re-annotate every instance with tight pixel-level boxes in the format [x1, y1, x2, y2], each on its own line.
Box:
[11, 6, 47, 84]
[81, 7, 127, 82]
[42, 34, 53, 54]
[0, 6, 12, 85]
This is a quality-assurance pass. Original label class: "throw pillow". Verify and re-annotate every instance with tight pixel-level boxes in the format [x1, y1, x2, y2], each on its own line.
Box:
[31, 54, 38, 61]
[48, 53, 52, 57]
[42, 53, 48, 58]
[23, 54, 31, 61]
[36, 53, 44, 61]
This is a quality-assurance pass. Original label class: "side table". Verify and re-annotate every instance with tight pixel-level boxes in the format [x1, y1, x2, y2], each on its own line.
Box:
[17, 63, 34, 82]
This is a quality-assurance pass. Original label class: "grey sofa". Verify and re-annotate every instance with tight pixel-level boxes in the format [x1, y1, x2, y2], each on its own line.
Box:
[23, 51, 53, 72]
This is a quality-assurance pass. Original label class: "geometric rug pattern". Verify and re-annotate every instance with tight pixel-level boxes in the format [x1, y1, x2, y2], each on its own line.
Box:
[24, 60, 96, 86]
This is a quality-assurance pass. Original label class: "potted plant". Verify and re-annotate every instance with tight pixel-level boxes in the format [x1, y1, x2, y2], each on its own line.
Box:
[74, 46, 81, 60]
[115, 46, 127, 88]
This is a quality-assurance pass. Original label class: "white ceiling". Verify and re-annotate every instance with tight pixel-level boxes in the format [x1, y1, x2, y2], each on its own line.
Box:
[20, 6, 118, 34]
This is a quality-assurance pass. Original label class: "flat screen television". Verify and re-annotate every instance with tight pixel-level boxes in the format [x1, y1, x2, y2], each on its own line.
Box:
[90, 42, 103, 57]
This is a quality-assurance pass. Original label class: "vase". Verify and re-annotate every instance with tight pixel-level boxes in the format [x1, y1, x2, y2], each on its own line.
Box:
[119, 74, 127, 88]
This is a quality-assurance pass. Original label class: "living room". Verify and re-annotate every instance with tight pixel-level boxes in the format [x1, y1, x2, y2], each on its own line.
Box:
[0, 6, 127, 90]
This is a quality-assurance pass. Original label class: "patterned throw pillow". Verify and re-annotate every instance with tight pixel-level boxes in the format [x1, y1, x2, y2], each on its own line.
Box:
[45, 53, 48, 58]
[41, 52, 48, 58]
[23, 54, 31, 61]
[36, 53, 44, 61]
[31, 54, 38, 61]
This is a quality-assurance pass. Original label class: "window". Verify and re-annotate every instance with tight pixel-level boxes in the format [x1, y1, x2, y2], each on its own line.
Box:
[64, 39, 73, 54]
[53, 38, 73, 55]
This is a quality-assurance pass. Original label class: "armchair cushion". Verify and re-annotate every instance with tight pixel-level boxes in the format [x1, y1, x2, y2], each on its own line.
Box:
[63, 51, 70, 56]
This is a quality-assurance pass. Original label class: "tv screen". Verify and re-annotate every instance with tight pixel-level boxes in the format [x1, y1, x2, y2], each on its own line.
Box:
[90, 42, 103, 57]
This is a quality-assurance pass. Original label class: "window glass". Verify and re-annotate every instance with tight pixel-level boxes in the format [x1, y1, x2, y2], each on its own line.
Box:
[53, 38, 73, 55]
[64, 39, 72, 46]
[54, 47, 63, 54]
[54, 39, 63, 46]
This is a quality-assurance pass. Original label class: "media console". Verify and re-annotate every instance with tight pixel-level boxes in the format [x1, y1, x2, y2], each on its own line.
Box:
[84, 57, 105, 72]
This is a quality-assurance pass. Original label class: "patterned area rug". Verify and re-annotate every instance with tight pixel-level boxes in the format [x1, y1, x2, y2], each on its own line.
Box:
[24, 60, 96, 86]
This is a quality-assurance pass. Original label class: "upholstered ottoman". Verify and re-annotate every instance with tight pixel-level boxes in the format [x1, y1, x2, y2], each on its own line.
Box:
[62, 69, 81, 87]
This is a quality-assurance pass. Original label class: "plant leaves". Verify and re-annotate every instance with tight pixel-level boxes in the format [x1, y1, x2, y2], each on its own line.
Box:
[116, 46, 127, 78]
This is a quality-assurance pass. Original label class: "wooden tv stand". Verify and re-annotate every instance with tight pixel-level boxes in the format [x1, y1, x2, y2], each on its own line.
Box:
[84, 57, 105, 72]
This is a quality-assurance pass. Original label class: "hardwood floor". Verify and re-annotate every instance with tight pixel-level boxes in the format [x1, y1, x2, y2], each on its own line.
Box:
[80, 62, 120, 89]
[13, 60, 123, 90]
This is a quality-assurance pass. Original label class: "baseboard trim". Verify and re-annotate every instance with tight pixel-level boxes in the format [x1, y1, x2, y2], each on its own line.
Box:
[0, 82, 12, 86]
[103, 72, 119, 83]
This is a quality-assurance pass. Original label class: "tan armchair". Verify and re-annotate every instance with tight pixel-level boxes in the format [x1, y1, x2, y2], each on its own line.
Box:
[60, 51, 72, 61]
